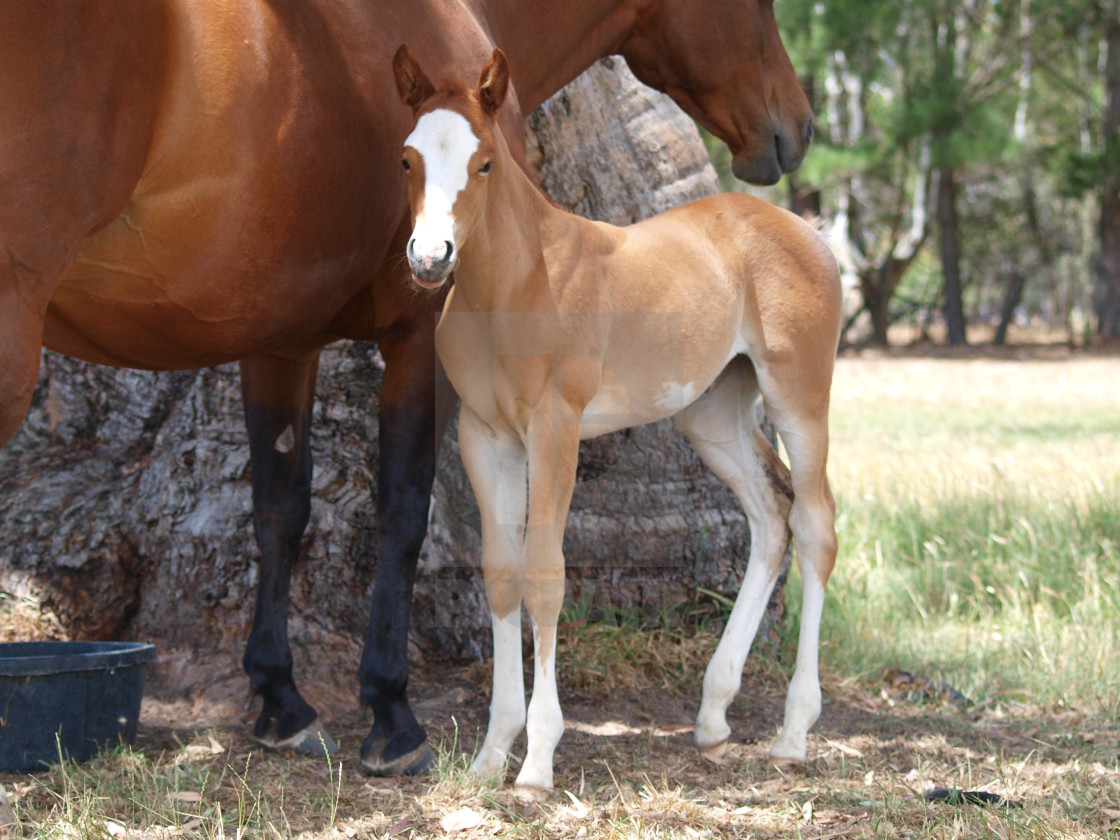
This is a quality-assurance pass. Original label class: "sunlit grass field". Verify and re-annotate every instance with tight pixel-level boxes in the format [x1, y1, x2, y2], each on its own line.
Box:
[812, 352, 1120, 716]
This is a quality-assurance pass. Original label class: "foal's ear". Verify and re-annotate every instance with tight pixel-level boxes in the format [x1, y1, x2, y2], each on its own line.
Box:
[393, 43, 436, 111]
[477, 48, 510, 116]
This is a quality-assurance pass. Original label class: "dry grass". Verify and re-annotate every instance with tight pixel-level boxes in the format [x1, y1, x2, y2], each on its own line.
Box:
[3, 349, 1120, 839]
[828, 350, 1120, 501]
[0, 583, 66, 644]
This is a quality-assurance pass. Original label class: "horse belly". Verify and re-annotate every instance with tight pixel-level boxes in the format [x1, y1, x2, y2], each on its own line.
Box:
[578, 309, 742, 438]
[580, 367, 692, 438]
[44, 195, 371, 369]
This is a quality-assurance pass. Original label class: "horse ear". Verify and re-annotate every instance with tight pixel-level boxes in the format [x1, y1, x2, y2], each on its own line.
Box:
[393, 44, 435, 111]
[477, 48, 510, 116]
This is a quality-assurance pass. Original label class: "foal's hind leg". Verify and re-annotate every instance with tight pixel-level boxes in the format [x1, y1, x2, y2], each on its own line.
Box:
[672, 358, 794, 758]
[756, 359, 837, 764]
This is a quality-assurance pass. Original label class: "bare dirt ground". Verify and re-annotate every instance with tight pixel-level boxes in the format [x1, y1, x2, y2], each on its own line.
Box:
[117, 638, 1120, 838]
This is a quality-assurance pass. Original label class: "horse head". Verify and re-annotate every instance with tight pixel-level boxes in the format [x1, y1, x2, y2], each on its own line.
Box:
[394, 45, 509, 290]
[619, 0, 813, 185]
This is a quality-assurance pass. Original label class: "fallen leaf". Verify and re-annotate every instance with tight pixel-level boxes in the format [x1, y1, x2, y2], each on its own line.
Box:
[166, 791, 202, 804]
[823, 738, 864, 757]
[440, 807, 482, 833]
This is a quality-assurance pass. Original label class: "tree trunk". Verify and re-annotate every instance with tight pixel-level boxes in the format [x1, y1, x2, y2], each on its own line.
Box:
[862, 268, 893, 347]
[994, 272, 1027, 346]
[938, 165, 968, 345]
[0, 60, 782, 690]
[1098, 11, 1120, 338]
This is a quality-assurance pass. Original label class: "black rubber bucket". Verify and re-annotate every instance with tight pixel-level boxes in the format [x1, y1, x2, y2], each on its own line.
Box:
[0, 641, 156, 772]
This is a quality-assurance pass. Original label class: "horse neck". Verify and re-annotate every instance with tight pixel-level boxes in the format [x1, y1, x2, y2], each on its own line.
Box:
[476, 0, 636, 111]
[456, 130, 573, 311]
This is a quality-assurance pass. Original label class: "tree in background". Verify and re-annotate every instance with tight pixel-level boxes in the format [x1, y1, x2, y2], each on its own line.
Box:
[711, 0, 1120, 347]
[1095, 2, 1120, 337]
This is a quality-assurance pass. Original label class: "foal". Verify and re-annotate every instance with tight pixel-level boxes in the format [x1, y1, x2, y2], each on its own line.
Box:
[394, 46, 842, 792]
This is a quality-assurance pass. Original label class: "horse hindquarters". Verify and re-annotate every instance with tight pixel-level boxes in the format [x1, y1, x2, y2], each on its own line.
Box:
[670, 358, 795, 756]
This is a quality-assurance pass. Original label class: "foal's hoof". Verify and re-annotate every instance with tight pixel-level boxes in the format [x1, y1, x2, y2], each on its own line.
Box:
[768, 742, 808, 768]
[698, 739, 729, 764]
[360, 737, 435, 776]
[254, 719, 339, 756]
[512, 784, 552, 802]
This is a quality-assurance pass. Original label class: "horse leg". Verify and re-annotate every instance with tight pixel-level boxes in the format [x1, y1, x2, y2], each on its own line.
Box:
[358, 327, 455, 776]
[757, 361, 837, 765]
[0, 282, 48, 448]
[671, 358, 795, 758]
[239, 351, 337, 754]
[457, 407, 529, 780]
[514, 404, 580, 793]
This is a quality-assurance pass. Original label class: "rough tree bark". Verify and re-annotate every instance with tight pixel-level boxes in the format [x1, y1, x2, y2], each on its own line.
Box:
[0, 61, 782, 698]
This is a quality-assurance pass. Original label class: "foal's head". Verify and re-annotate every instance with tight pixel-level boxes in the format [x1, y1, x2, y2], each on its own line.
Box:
[393, 45, 510, 290]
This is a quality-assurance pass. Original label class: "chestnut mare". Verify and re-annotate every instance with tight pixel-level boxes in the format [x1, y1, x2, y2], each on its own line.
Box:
[0, 1, 811, 775]
[395, 48, 841, 791]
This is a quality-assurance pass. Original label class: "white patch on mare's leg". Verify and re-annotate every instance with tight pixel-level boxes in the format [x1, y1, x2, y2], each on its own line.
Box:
[274, 424, 295, 454]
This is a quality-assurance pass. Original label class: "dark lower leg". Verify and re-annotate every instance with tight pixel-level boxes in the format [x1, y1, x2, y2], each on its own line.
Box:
[239, 352, 322, 746]
[358, 342, 454, 773]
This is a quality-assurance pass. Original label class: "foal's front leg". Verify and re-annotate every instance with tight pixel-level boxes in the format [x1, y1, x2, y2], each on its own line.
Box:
[457, 407, 529, 780]
[515, 406, 581, 793]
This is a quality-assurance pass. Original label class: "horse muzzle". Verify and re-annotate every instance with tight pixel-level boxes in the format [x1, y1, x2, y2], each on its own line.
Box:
[731, 118, 813, 186]
[407, 237, 456, 289]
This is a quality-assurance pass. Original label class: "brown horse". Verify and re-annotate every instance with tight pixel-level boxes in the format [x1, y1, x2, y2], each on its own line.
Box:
[0, 0, 812, 775]
[395, 47, 840, 791]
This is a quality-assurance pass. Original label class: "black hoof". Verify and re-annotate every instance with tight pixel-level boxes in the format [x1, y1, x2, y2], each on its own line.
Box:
[360, 735, 435, 776]
[253, 719, 339, 756]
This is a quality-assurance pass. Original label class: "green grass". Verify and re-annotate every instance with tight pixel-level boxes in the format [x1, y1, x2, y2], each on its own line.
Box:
[793, 355, 1120, 717]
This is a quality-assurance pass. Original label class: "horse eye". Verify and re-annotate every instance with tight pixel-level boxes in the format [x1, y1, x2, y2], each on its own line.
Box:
[479, 161, 492, 175]
[401, 158, 411, 172]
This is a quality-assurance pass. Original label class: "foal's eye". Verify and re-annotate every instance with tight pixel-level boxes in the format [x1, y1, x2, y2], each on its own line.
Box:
[401, 158, 411, 172]
[478, 161, 492, 175]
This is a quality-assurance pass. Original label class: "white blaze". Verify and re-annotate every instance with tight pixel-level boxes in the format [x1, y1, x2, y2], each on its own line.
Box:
[405, 109, 479, 260]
